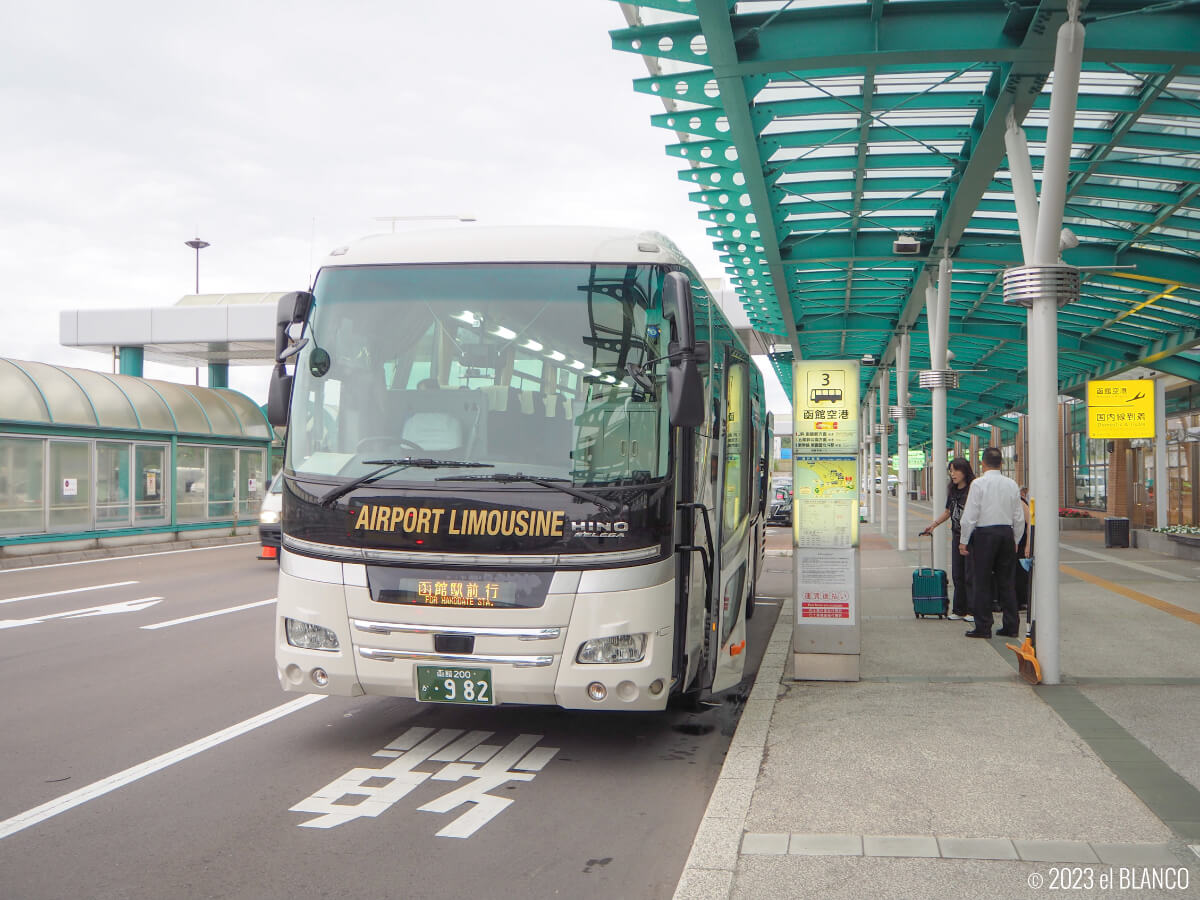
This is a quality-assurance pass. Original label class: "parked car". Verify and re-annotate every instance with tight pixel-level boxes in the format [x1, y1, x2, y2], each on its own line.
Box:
[873, 475, 901, 496]
[767, 480, 793, 526]
[259, 471, 283, 560]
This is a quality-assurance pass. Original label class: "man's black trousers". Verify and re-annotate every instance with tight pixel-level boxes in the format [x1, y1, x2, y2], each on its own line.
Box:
[969, 524, 1019, 635]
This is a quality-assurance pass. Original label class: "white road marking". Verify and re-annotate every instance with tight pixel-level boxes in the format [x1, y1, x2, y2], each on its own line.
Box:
[293, 728, 558, 838]
[141, 598, 276, 630]
[0, 581, 138, 607]
[0, 542, 257, 574]
[0, 694, 325, 841]
[1058, 542, 1190, 581]
[0, 597, 163, 630]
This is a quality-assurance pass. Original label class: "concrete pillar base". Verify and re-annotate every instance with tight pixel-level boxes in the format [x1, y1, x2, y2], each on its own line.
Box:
[790, 652, 860, 682]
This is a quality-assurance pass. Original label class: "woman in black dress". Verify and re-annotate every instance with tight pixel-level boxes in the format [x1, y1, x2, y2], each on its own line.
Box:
[920, 458, 975, 620]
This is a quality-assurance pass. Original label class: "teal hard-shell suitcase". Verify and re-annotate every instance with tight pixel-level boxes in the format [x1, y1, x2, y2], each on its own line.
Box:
[913, 534, 949, 618]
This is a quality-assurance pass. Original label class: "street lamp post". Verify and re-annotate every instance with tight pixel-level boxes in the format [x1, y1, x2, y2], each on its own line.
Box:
[184, 237, 210, 294]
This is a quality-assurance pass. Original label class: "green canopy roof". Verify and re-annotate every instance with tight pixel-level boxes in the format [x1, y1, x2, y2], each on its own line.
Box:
[612, 0, 1200, 443]
[0, 358, 271, 439]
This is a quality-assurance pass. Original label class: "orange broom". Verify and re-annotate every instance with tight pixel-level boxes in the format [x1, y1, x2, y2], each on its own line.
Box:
[1006, 499, 1040, 683]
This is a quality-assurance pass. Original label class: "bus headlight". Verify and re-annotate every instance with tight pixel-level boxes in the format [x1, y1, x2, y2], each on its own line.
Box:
[576, 633, 647, 664]
[285, 618, 340, 651]
[260, 509, 281, 524]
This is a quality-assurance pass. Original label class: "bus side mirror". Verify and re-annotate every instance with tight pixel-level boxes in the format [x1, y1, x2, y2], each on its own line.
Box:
[267, 291, 313, 427]
[267, 368, 292, 426]
[662, 271, 703, 428]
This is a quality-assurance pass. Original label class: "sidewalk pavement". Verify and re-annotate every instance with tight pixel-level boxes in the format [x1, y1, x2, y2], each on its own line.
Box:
[676, 505, 1200, 899]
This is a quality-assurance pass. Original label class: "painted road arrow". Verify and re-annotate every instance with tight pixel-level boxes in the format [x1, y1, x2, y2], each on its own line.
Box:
[0, 597, 164, 630]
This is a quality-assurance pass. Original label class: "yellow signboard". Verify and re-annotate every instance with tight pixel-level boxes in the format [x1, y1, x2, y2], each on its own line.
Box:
[1087, 379, 1155, 439]
[792, 361, 860, 455]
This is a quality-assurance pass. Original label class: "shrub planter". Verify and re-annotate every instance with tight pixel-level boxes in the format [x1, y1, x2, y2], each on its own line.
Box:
[1132, 529, 1200, 561]
[1058, 517, 1103, 531]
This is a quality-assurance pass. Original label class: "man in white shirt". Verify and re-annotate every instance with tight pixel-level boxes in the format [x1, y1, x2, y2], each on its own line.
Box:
[958, 447, 1025, 639]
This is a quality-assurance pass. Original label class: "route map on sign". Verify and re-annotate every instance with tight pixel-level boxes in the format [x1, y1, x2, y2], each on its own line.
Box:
[793, 457, 856, 500]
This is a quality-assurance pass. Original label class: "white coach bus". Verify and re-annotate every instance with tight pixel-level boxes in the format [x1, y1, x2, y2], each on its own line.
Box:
[267, 226, 769, 710]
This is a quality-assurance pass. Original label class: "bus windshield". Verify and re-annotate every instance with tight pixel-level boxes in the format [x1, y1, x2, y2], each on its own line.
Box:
[286, 263, 671, 487]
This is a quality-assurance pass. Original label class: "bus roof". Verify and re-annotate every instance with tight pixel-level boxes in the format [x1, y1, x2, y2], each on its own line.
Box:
[319, 226, 700, 270]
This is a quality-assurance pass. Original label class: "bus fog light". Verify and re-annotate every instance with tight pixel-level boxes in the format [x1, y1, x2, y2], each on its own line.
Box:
[616, 680, 637, 702]
[649, 678, 664, 695]
[576, 633, 647, 664]
[285, 618, 340, 651]
[311, 668, 329, 686]
[285, 664, 303, 685]
[587, 682, 607, 701]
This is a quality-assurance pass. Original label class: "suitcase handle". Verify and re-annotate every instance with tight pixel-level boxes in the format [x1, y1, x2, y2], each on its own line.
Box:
[916, 530, 937, 572]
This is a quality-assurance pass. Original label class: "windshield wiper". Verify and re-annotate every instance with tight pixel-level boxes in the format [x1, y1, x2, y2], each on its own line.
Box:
[434, 472, 624, 514]
[319, 458, 493, 508]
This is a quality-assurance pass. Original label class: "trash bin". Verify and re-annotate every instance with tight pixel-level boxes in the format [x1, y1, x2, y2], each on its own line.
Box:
[1104, 517, 1129, 549]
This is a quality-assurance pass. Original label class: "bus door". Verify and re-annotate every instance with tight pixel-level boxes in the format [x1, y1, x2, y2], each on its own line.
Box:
[710, 347, 752, 693]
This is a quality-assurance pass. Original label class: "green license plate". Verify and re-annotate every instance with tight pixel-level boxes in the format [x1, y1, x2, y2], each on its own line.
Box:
[416, 665, 494, 705]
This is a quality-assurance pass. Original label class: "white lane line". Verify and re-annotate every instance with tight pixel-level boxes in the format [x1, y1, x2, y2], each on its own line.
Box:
[0, 542, 257, 575]
[0, 581, 138, 607]
[0, 694, 325, 841]
[1059, 542, 1190, 581]
[141, 598, 276, 631]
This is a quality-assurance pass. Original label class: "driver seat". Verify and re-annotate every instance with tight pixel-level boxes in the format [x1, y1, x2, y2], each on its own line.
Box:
[391, 389, 484, 456]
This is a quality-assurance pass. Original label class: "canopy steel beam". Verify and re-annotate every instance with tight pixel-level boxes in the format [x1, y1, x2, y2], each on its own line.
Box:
[694, 0, 798, 350]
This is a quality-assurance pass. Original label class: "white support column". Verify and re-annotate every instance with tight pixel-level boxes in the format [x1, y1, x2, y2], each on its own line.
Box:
[925, 263, 951, 577]
[879, 367, 890, 539]
[1005, 111, 1039, 266]
[897, 332, 911, 551]
[1155, 377, 1168, 529]
[867, 393, 876, 524]
[1025, 2, 1085, 687]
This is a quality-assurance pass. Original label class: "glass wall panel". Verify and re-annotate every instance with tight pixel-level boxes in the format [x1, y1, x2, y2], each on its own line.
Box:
[239, 448, 264, 516]
[208, 447, 237, 518]
[96, 441, 131, 526]
[135, 444, 167, 522]
[1067, 432, 1107, 510]
[49, 440, 91, 530]
[1001, 441, 1017, 481]
[0, 436, 45, 533]
[177, 445, 207, 522]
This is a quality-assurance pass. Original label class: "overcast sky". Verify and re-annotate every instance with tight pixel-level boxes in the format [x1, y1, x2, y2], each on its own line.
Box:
[1, 1, 790, 413]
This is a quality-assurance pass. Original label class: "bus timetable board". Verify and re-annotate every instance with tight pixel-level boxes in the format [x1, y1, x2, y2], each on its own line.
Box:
[791, 360, 861, 679]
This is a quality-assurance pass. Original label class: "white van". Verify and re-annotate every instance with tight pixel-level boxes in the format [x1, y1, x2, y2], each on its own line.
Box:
[258, 471, 283, 560]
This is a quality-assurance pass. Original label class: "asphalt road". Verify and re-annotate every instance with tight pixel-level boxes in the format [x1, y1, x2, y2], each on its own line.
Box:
[0, 541, 785, 900]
